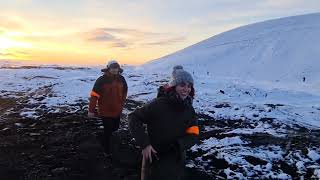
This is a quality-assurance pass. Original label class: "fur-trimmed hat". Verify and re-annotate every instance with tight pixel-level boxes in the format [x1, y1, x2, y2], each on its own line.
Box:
[101, 60, 123, 73]
[169, 69, 194, 87]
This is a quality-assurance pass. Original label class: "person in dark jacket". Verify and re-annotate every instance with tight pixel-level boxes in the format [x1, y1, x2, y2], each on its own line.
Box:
[129, 69, 199, 180]
[88, 60, 128, 155]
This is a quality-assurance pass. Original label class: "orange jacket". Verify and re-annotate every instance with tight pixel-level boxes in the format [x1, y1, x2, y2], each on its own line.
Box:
[89, 72, 128, 118]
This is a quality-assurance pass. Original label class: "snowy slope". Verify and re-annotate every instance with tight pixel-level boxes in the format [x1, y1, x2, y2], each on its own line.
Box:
[142, 13, 320, 94]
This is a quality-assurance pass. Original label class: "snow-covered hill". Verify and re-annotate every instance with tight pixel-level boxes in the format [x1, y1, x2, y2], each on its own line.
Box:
[142, 13, 320, 93]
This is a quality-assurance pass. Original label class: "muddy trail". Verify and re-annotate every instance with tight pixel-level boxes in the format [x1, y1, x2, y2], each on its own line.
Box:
[0, 96, 320, 179]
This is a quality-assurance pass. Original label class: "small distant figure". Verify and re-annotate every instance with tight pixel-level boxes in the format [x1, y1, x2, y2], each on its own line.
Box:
[207, 71, 209, 75]
[303, 77, 306, 82]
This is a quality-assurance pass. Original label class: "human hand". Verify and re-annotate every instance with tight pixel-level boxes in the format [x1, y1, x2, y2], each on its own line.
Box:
[142, 145, 158, 163]
[87, 112, 95, 118]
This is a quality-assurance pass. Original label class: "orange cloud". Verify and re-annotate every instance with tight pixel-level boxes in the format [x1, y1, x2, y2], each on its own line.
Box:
[144, 36, 186, 46]
[84, 27, 186, 48]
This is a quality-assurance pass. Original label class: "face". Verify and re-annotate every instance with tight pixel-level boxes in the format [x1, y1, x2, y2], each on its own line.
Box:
[109, 67, 119, 75]
[175, 82, 192, 100]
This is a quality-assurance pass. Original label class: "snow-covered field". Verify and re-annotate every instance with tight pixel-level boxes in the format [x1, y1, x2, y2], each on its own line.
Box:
[0, 63, 319, 179]
[1, 63, 319, 127]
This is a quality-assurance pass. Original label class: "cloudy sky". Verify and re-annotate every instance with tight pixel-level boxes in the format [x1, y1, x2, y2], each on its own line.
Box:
[0, 0, 319, 65]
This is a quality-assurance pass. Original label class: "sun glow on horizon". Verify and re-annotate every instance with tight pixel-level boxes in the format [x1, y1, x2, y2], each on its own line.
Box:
[0, 36, 32, 50]
[0, 35, 33, 60]
[0, 28, 169, 66]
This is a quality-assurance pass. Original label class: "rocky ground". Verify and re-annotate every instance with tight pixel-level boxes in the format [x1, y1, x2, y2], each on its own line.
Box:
[0, 96, 212, 180]
[1, 94, 320, 179]
[191, 114, 320, 179]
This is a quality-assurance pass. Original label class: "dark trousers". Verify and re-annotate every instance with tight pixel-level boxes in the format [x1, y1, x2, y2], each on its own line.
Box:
[101, 116, 120, 153]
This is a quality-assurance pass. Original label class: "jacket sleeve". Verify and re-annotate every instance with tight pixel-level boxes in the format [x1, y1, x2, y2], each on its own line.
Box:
[128, 101, 154, 149]
[176, 108, 199, 151]
[88, 77, 103, 113]
[88, 96, 98, 113]
[121, 76, 128, 101]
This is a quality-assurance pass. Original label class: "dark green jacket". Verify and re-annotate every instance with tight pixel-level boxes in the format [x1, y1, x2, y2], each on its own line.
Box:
[129, 93, 199, 158]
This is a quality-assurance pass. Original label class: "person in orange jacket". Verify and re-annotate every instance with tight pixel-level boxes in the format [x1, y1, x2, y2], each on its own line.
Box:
[88, 60, 128, 155]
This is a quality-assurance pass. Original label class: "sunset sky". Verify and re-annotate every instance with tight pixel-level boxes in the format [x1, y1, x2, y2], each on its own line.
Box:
[0, 0, 319, 65]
